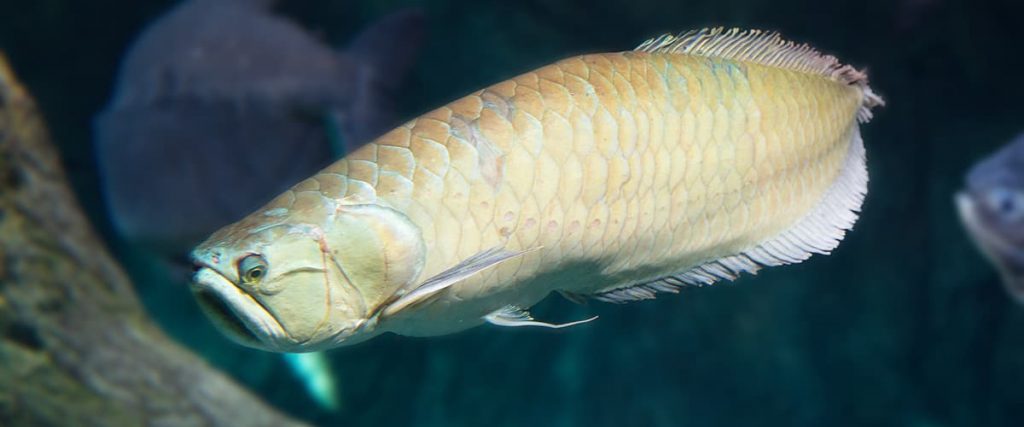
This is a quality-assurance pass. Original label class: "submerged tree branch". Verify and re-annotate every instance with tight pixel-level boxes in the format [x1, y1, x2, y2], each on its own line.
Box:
[0, 52, 307, 427]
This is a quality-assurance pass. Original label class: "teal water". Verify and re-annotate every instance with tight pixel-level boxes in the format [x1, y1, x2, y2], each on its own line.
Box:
[2, 0, 1023, 425]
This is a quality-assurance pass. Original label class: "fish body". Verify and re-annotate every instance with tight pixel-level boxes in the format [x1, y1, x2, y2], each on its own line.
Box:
[95, 0, 423, 253]
[190, 29, 883, 352]
[956, 132, 1024, 303]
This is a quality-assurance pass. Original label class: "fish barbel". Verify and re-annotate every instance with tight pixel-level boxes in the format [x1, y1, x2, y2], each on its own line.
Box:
[190, 28, 884, 352]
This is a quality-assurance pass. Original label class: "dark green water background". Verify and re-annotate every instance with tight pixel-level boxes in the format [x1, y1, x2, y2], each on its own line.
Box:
[2, 0, 1023, 425]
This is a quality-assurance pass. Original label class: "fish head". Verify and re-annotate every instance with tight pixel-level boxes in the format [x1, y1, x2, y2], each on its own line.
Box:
[956, 133, 1024, 303]
[189, 197, 426, 352]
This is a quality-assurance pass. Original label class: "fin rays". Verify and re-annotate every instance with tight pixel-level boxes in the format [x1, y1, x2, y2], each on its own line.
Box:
[380, 246, 539, 318]
[593, 126, 868, 304]
[636, 27, 884, 122]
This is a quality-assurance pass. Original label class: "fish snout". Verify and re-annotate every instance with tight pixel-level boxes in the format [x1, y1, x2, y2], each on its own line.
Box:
[190, 246, 224, 269]
[189, 267, 290, 351]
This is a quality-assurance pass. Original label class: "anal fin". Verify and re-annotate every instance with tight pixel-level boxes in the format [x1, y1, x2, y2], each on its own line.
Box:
[591, 126, 868, 304]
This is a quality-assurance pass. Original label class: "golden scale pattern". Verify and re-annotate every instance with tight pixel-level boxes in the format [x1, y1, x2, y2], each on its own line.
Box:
[264, 51, 860, 298]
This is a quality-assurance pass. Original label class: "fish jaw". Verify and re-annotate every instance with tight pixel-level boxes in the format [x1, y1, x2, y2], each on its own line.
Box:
[190, 267, 293, 352]
[956, 192, 1024, 304]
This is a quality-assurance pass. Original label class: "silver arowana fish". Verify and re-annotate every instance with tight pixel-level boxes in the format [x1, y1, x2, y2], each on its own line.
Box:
[191, 28, 884, 353]
[956, 132, 1024, 304]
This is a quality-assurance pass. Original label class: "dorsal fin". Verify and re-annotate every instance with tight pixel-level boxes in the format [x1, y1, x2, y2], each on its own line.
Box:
[636, 27, 884, 122]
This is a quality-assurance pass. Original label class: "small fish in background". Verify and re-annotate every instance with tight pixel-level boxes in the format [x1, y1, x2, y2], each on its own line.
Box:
[189, 28, 883, 353]
[956, 132, 1024, 304]
[94, 0, 424, 411]
[94, 0, 424, 256]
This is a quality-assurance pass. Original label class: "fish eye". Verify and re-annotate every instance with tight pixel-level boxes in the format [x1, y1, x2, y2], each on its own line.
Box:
[985, 188, 1024, 222]
[238, 254, 268, 284]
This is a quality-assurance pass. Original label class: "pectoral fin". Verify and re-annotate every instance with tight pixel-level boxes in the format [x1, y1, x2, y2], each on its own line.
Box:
[379, 246, 539, 318]
[484, 305, 598, 329]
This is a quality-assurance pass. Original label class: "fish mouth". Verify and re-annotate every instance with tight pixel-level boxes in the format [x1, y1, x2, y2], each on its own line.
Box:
[190, 267, 290, 351]
[956, 192, 1011, 253]
[955, 192, 977, 225]
[957, 192, 1024, 303]
[193, 286, 261, 346]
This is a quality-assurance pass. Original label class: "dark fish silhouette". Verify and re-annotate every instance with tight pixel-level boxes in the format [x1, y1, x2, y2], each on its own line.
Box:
[956, 132, 1024, 304]
[95, 0, 424, 255]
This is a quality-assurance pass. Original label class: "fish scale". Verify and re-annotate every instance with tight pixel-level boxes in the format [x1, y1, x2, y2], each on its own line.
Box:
[190, 28, 882, 350]
[274, 51, 849, 297]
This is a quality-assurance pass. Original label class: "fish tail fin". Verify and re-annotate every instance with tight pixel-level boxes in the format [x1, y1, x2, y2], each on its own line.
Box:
[857, 85, 885, 123]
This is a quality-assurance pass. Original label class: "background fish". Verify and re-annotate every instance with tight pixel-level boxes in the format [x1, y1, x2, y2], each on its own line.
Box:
[94, 0, 424, 255]
[190, 28, 883, 353]
[956, 132, 1024, 304]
